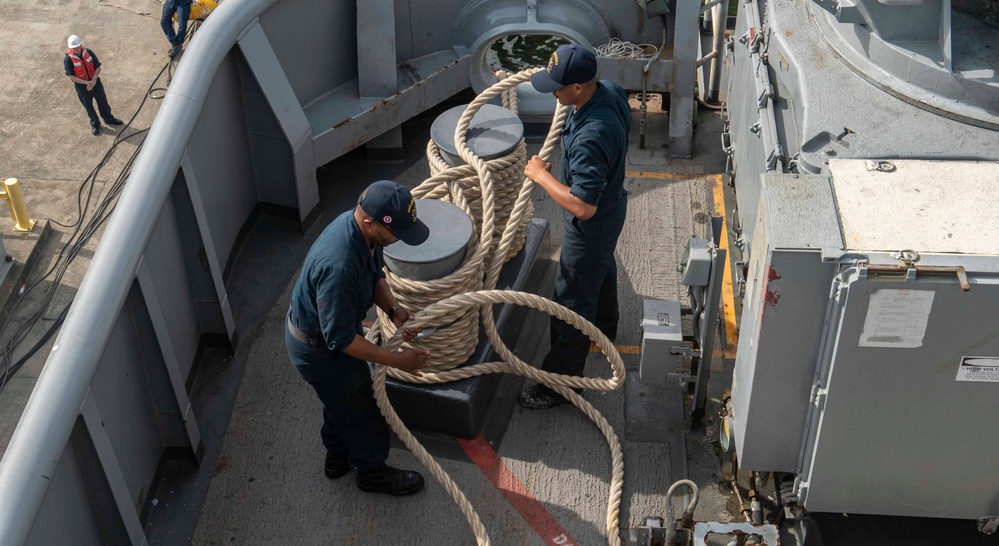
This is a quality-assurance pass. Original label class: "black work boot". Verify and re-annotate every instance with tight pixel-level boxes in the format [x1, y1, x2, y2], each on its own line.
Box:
[518, 384, 582, 410]
[324, 452, 349, 479]
[356, 464, 425, 495]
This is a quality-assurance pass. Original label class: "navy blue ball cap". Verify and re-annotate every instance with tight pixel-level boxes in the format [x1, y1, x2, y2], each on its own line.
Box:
[359, 180, 430, 246]
[530, 44, 598, 93]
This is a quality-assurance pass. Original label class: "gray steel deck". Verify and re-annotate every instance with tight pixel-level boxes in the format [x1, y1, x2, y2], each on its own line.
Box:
[179, 106, 723, 544]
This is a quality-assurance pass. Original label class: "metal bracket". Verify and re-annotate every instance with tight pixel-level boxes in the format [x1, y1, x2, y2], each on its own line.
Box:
[865, 159, 896, 173]
[693, 522, 780, 545]
[634, 516, 668, 545]
[765, 143, 784, 171]
[860, 262, 971, 292]
[979, 516, 998, 535]
[667, 373, 697, 384]
[892, 249, 919, 266]
[835, 0, 867, 24]
[526, 0, 538, 23]
[748, 27, 764, 53]
[810, 385, 828, 410]
[670, 346, 701, 358]
[637, 0, 669, 18]
[734, 259, 747, 298]
[794, 476, 808, 504]
[721, 131, 734, 156]
[757, 83, 774, 108]
[819, 248, 850, 262]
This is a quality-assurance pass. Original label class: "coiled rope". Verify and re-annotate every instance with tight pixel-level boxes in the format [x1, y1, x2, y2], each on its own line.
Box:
[376, 70, 538, 371]
[426, 138, 531, 264]
[367, 69, 628, 546]
[422, 69, 530, 268]
[594, 38, 660, 59]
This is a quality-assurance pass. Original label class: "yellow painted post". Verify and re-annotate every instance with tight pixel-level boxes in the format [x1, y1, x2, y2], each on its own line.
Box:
[3, 178, 36, 232]
[0, 183, 13, 223]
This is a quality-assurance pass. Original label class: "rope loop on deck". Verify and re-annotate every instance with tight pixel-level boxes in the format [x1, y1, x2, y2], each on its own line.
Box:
[370, 68, 626, 546]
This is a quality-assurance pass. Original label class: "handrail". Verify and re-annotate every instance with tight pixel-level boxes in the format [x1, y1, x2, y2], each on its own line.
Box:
[0, 0, 279, 541]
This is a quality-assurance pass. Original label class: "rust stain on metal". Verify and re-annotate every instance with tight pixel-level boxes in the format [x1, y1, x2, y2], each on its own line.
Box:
[694, 521, 781, 546]
[764, 289, 780, 306]
[764, 266, 781, 307]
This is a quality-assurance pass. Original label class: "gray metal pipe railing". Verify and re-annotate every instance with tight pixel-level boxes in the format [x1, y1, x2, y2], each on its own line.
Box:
[0, 0, 279, 541]
[706, 0, 730, 103]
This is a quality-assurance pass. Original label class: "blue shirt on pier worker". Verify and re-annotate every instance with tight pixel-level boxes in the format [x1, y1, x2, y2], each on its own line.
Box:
[286, 180, 431, 496]
[520, 43, 632, 410]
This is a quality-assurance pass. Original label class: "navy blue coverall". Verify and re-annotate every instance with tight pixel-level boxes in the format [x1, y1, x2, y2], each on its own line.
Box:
[286, 210, 390, 472]
[541, 80, 631, 378]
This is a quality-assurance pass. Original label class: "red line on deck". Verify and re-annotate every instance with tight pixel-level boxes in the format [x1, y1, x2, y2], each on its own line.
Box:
[458, 434, 579, 546]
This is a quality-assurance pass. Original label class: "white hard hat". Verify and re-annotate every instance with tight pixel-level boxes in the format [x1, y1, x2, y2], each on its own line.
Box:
[68, 35, 82, 48]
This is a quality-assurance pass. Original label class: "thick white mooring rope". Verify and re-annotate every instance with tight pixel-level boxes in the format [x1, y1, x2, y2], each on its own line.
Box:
[376, 73, 534, 371]
[369, 69, 627, 546]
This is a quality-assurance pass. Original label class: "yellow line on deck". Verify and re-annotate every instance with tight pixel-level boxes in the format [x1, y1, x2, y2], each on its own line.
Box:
[590, 344, 728, 358]
[625, 171, 704, 180]
[712, 174, 740, 358]
[583, 174, 736, 359]
[590, 343, 641, 354]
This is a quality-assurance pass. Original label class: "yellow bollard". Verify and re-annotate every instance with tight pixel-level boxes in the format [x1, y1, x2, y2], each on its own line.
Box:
[1, 178, 36, 232]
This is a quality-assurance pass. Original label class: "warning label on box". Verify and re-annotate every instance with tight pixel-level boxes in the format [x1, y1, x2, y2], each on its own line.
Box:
[956, 357, 999, 383]
[858, 289, 934, 348]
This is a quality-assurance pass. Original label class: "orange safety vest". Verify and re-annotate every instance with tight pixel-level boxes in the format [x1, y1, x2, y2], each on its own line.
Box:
[67, 48, 96, 81]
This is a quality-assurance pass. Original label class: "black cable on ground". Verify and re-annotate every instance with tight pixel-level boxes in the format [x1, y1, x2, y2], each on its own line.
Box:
[0, 55, 175, 391]
[0, 139, 145, 388]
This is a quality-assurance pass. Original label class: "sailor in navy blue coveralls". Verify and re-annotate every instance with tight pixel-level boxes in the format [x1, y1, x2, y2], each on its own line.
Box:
[286, 180, 430, 495]
[520, 44, 631, 409]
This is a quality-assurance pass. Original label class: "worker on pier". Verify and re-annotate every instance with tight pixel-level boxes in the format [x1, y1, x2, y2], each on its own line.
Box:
[160, 0, 192, 58]
[64, 35, 124, 136]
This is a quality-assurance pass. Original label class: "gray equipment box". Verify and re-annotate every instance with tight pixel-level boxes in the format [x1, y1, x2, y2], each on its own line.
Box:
[679, 237, 711, 287]
[732, 159, 999, 521]
[640, 299, 683, 386]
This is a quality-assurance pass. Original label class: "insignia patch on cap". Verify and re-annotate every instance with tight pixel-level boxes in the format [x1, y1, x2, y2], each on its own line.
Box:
[548, 51, 558, 73]
[383, 215, 393, 224]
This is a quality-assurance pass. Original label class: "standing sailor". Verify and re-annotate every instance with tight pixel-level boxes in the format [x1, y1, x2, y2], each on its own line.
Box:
[520, 44, 632, 409]
[286, 180, 430, 495]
